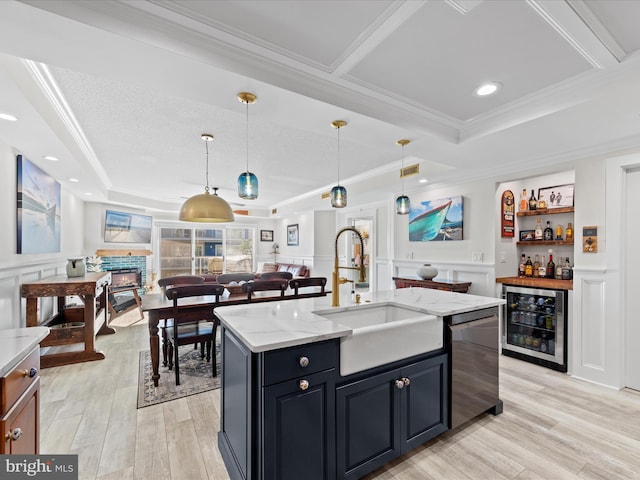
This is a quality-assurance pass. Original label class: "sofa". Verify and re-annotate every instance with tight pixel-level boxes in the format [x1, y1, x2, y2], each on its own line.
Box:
[259, 262, 310, 278]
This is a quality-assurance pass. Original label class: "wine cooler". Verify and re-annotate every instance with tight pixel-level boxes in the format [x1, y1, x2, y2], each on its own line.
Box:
[502, 285, 568, 372]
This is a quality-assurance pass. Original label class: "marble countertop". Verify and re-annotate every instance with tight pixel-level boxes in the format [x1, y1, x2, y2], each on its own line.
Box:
[215, 288, 504, 353]
[0, 327, 49, 377]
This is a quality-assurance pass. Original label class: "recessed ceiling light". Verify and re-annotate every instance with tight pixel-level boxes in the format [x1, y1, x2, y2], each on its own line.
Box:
[474, 82, 502, 97]
[68, 178, 79, 182]
[0, 113, 18, 122]
[85, 192, 92, 196]
[419, 178, 428, 183]
[43, 155, 58, 161]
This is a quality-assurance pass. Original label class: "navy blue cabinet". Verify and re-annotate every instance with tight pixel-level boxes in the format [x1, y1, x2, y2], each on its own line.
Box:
[336, 354, 448, 480]
[218, 326, 337, 480]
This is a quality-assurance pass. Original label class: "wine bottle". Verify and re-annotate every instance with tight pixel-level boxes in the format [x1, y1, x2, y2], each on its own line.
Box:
[555, 224, 563, 241]
[546, 252, 555, 279]
[525, 256, 533, 277]
[535, 218, 543, 240]
[565, 222, 573, 241]
[533, 254, 540, 278]
[538, 255, 546, 277]
[561, 257, 573, 280]
[519, 189, 528, 212]
[528, 190, 537, 211]
[519, 253, 526, 277]
[543, 221, 553, 241]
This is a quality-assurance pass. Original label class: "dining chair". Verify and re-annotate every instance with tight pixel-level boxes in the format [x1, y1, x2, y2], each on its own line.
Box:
[165, 283, 225, 385]
[157, 275, 205, 366]
[289, 277, 327, 296]
[259, 271, 293, 281]
[242, 279, 289, 301]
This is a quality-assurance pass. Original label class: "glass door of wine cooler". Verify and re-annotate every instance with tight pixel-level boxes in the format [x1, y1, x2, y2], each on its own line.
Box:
[502, 285, 567, 372]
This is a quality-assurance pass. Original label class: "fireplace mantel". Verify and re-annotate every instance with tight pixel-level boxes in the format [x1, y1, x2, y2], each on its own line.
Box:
[96, 249, 152, 257]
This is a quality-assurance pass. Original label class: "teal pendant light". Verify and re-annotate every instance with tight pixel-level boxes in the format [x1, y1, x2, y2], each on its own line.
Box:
[237, 92, 258, 200]
[330, 120, 347, 208]
[396, 139, 411, 215]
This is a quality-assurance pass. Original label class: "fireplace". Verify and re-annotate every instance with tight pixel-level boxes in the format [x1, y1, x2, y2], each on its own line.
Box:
[109, 268, 142, 291]
[108, 268, 142, 313]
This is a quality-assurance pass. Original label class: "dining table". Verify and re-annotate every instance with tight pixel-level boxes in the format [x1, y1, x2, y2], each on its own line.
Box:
[141, 288, 327, 386]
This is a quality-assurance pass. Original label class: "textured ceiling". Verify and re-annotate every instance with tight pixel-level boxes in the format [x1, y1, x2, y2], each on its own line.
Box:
[1, 0, 640, 216]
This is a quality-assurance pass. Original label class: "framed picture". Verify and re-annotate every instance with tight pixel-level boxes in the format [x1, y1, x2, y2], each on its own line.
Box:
[104, 209, 153, 243]
[17, 155, 61, 253]
[260, 230, 274, 242]
[538, 183, 574, 209]
[408, 194, 463, 242]
[519, 230, 535, 241]
[287, 224, 299, 246]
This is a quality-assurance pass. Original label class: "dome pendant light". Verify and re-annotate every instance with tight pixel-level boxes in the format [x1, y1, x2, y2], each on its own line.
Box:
[395, 139, 411, 215]
[237, 92, 258, 200]
[330, 120, 347, 208]
[179, 134, 234, 223]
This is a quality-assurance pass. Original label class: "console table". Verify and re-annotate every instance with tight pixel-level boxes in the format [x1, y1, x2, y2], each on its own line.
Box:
[392, 277, 472, 293]
[21, 272, 115, 368]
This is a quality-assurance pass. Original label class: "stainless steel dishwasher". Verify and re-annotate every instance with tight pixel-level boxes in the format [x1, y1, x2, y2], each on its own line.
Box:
[448, 306, 502, 429]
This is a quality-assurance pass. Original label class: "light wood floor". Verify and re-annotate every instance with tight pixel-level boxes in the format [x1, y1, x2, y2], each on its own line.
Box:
[39, 312, 640, 480]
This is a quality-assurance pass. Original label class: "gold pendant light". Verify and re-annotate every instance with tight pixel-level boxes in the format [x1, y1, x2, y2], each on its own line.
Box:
[395, 139, 411, 215]
[179, 134, 234, 223]
[330, 120, 347, 208]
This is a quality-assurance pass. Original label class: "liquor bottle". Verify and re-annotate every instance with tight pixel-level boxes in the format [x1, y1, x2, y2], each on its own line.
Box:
[561, 257, 573, 280]
[538, 194, 547, 209]
[519, 189, 528, 212]
[528, 190, 537, 211]
[543, 220, 553, 241]
[525, 256, 533, 277]
[565, 222, 573, 241]
[555, 260, 563, 278]
[535, 218, 543, 240]
[555, 224, 563, 241]
[546, 252, 555, 279]
[533, 254, 540, 278]
[538, 255, 546, 277]
[519, 253, 526, 277]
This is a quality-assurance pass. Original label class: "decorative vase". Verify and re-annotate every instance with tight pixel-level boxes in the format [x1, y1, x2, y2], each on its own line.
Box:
[66, 257, 86, 277]
[417, 264, 438, 280]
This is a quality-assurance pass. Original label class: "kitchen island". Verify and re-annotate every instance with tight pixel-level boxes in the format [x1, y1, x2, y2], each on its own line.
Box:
[216, 288, 504, 480]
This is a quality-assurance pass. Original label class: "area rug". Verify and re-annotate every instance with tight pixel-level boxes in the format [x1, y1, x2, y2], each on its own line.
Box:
[137, 345, 221, 408]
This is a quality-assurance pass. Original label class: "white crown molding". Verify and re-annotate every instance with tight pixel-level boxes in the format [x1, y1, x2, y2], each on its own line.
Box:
[566, 0, 627, 61]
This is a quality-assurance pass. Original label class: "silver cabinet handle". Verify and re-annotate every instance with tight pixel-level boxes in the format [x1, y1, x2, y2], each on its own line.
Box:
[6, 428, 23, 442]
[403, 377, 411, 386]
[395, 379, 405, 389]
[299, 379, 309, 391]
[298, 356, 310, 368]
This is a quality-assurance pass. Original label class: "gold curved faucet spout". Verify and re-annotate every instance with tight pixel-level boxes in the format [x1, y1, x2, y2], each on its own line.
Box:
[332, 226, 366, 307]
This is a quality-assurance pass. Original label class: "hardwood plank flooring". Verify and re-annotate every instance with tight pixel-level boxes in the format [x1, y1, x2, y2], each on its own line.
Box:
[38, 313, 640, 480]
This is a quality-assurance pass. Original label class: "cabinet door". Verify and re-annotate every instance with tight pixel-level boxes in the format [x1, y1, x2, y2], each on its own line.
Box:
[1, 379, 39, 454]
[401, 355, 448, 452]
[336, 369, 401, 480]
[263, 370, 335, 480]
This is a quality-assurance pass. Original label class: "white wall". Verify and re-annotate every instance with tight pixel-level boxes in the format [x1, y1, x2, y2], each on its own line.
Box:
[0, 141, 85, 329]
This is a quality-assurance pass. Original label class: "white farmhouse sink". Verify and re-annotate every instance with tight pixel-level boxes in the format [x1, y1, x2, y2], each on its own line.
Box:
[313, 303, 443, 376]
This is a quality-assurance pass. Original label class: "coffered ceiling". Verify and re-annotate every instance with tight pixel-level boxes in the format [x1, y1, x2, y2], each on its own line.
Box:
[1, 0, 640, 215]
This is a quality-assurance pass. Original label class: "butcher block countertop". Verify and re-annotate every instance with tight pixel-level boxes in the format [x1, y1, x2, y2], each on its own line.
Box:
[496, 277, 573, 290]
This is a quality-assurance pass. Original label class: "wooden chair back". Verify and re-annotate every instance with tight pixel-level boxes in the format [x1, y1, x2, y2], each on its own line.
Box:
[289, 277, 327, 296]
[158, 275, 205, 298]
[242, 280, 289, 301]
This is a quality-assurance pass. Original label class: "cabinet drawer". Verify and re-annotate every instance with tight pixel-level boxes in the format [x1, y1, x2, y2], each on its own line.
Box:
[263, 340, 337, 386]
[1, 378, 39, 454]
[1, 347, 40, 415]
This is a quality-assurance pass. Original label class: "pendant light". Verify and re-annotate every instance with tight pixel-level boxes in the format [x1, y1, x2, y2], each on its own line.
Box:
[395, 139, 411, 215]
[237, 92, 258, 199]
[330, 120, 347, 208]
[179, 134, 235, 223]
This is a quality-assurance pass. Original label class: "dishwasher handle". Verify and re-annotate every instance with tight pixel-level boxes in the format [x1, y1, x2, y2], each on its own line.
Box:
[449, 315, 497, 332]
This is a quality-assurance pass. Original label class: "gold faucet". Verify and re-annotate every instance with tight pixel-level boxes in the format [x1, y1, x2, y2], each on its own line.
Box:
[332, 226, 366, 307]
